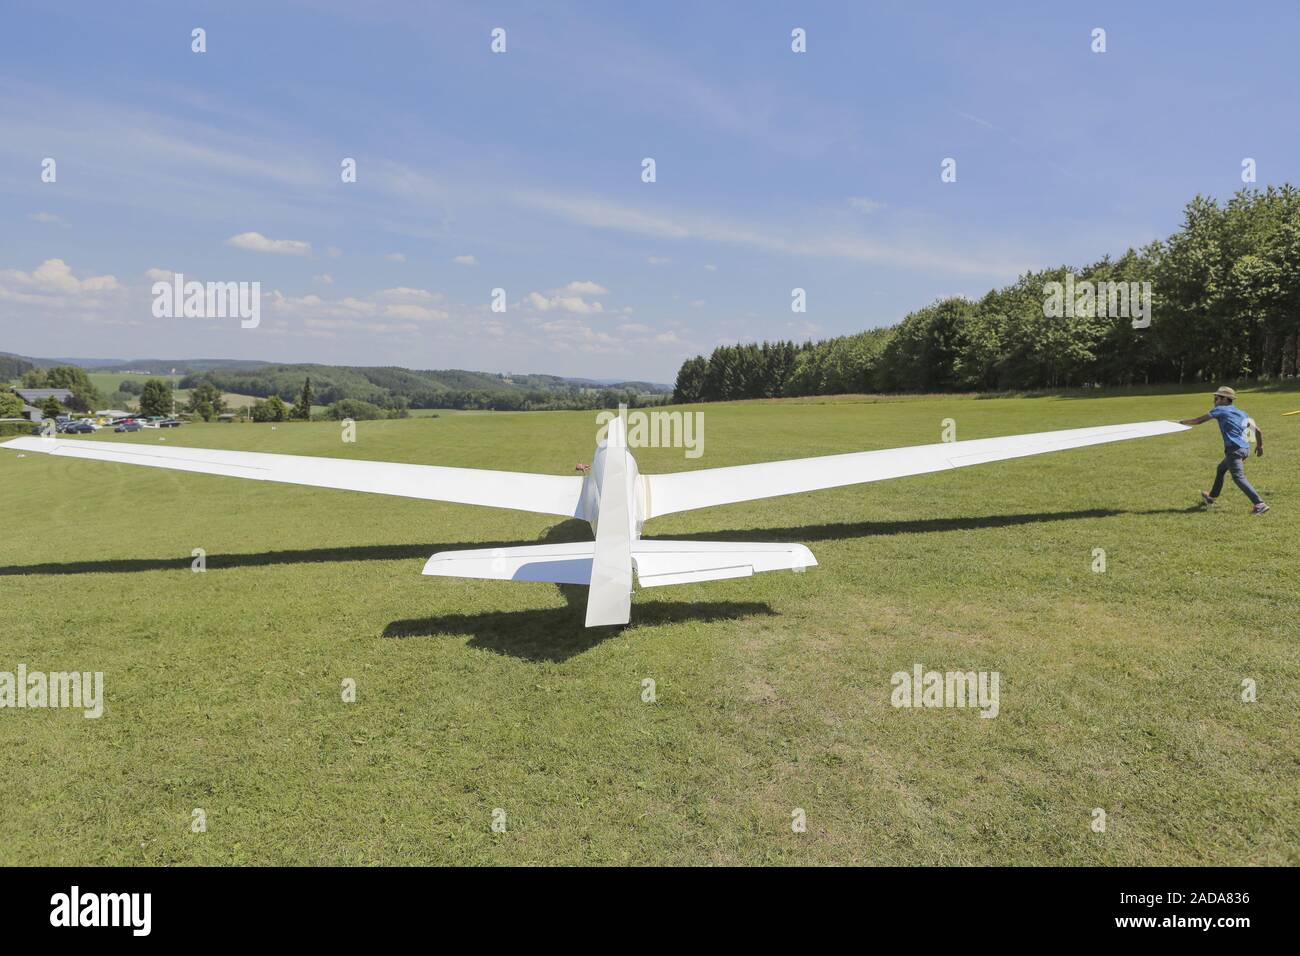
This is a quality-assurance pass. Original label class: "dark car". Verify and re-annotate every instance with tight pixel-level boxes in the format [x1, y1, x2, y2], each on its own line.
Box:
[64, 422, 96, 434]
[114, 422, 142, 433]
[158, 419, 183, 428]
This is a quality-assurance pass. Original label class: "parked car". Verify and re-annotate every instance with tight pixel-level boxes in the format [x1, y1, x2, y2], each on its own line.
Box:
[158, 419, 183, 428]
[114, 422, 142, 433]
[64, 422, 96, 434]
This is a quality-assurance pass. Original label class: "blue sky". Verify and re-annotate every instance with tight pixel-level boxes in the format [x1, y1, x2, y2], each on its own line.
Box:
[2, 0, 1297, 382]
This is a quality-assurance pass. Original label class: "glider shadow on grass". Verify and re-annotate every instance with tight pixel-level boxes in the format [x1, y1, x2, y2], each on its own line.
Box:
[383, 519, 777, 662]
[647, 507, 1128, 544]
[4, 508, 1175, 662]
[383, 587, 777, 663]
[0, 542, 461, 577]
[0, 507, 1139, 578]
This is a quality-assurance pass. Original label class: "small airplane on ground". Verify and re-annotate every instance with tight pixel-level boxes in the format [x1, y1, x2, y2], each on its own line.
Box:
[3, 417, 1188, 627]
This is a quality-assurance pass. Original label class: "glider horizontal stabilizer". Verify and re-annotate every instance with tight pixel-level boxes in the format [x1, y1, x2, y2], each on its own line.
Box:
[423, 543, 595, 585]
[420, 539, 817, 589]
[632, 540, 816, 587]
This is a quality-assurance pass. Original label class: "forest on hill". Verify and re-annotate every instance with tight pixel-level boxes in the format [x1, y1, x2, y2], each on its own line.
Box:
[180, 364, 670, 412]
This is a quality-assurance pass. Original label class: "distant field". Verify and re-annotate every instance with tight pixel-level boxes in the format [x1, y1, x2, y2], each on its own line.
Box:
[173, 389, 260, 411]
[84, 372, 259, 412]
[1, 389, 1296, 864]
[86, 370, 178, 398]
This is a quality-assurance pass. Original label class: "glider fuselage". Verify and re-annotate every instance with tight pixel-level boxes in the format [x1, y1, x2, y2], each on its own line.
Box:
[581, 416, 644, 542]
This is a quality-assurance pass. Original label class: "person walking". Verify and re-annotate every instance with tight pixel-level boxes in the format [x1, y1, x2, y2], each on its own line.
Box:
[1177, 386, 1269, 515]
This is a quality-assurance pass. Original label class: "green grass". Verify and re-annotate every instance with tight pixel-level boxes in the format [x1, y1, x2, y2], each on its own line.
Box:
[1, 390, 1296, 865]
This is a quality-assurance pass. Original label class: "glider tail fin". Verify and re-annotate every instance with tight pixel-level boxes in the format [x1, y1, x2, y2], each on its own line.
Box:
[584, 425, 634, 627]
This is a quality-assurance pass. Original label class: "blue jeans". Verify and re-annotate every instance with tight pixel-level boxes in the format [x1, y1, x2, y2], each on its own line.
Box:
[1210, 448, 1262, 505]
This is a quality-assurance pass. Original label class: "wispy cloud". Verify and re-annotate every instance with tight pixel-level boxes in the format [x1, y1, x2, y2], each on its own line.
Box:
[226, 232, 312, 256]
[847, 197, 885, 214]
[515, 190, 1027, 278]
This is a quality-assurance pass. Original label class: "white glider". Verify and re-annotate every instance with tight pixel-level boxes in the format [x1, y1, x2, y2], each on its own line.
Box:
[2, 417, 1188, 627]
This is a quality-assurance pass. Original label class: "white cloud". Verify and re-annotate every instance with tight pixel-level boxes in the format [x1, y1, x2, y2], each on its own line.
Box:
[704, 264, 717, 271]
[28, 211, 62, 224]
[380, 286, 437, 300]
[144, 267, 174, 281]
[385, 252, 407, 263]
[530, 317, 686, 355]
[266, 288, 447, 326]
[226, 231, 312, 256]
[847, 197, 885, 214]
[647, 256, 670, 266]
[304, 317, 418, 335]
[313, 273, 334, 285]
[0, 259, 122, 324]
[1, 258, 119, 295]
[267, 291, 375, 318]
[538, 318, 624, 353]
[452, 254, 477, 266]
[557, 280, 608, 295]
[383, 303, 448, 322]
[526, 291, 604, 314]
[522, 281, 610, 314]
[326, 246, 343, 258]
[337, 297, 378, 314]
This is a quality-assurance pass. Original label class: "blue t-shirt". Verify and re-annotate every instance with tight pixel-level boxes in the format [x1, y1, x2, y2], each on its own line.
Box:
[1209, 404, 1251, 450]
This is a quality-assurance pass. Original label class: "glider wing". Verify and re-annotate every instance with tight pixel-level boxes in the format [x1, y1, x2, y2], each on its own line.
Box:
[643, 420, 1189, 518]
[0, 436, 585, 518]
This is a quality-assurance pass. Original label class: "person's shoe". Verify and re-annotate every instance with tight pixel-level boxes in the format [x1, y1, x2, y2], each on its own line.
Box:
[1251, 502, 1270, 516]
[1200, 491, 1215, 506]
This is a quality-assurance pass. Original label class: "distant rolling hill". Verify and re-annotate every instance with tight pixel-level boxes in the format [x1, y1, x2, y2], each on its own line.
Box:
[2, 353, 671, 411]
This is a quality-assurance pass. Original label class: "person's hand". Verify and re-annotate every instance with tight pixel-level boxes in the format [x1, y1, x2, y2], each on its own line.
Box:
[1255, 446, 1264, 458]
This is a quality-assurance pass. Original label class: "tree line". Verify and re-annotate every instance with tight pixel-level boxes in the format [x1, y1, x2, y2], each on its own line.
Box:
[673, 187, 1300, 403]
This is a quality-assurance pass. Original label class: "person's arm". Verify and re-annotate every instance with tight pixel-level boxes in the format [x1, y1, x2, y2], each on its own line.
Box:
[1254, 423, 1264, 456]
[1177, 414, 1212, 426]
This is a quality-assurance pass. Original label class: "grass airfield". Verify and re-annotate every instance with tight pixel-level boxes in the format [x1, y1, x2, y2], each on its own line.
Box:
[1, 389, 1296, 865]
